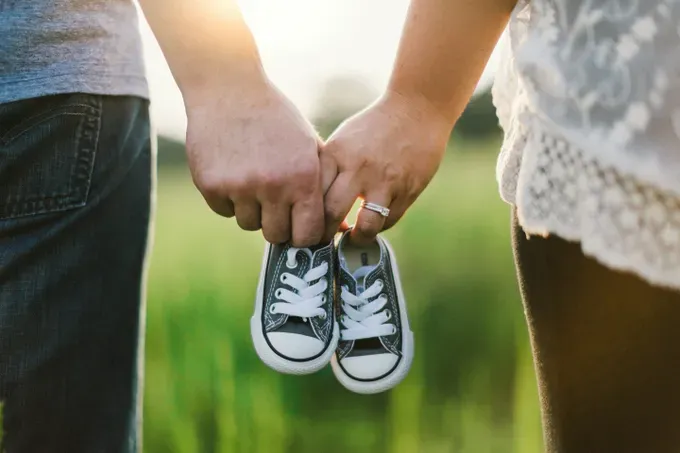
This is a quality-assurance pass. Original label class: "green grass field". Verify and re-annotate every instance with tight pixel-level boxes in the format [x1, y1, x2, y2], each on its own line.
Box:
[143, 140, 544, 453]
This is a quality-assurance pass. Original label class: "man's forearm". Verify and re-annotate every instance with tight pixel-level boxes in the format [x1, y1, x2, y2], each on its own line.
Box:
[388, 0, 517, 124]
[138, 0, 267, 105]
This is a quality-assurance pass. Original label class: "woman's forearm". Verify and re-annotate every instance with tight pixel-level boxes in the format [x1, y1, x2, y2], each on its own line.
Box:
[388, 0, 517, 124]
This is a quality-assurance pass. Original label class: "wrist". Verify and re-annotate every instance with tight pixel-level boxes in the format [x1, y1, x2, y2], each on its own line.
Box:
[380, 88, 454, 138]
[180, 58, 270, 110]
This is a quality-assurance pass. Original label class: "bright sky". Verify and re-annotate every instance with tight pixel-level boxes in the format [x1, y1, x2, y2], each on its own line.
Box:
[141, 0, 502, 140]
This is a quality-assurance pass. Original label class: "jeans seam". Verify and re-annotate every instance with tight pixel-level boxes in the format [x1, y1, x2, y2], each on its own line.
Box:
[0, 105, 98, 146]
[77, 96, 102, 205]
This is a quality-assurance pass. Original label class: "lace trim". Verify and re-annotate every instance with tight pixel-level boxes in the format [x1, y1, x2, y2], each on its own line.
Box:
[502, 123, 680, 291]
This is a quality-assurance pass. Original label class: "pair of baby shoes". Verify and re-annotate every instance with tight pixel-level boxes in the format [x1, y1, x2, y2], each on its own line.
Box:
[250, 230, 413, 394]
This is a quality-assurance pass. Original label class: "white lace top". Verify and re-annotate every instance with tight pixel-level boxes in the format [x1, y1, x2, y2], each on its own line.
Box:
[493, 0, 680, 290]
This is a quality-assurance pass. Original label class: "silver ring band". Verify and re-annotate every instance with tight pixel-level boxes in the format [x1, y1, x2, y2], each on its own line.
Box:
[361, 201, 390, 217]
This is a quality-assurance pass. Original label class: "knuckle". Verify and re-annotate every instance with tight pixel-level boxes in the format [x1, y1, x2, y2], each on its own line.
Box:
[383, 164, 402, 184]
[258, 172, 286, 200]
[260, 163, 319, 200]
[224, 174, 254, 198]
[194, 171, 224, 198]
[294, 162, 319, 184]
[355, 153, 371, 171]
[321, 140, 343, 162]
[258, 169, 286, 189]
[325, 205, 346, 223]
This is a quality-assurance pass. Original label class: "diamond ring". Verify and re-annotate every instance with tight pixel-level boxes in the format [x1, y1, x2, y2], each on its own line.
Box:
[360, 201, 390, 217]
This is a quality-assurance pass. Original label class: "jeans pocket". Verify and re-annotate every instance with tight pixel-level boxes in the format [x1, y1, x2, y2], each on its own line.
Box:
[0, 94, 102, 220]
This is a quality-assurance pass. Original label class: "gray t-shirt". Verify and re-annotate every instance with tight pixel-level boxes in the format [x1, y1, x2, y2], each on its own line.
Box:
[0, 0, 149, 104]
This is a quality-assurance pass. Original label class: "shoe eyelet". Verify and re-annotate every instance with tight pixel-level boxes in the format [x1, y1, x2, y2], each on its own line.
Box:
[319, 311, 327, 320]
[269, 305, 277, 314]
[391, 326, 397, 335]
[376, 279, 384, 289]
[280, 274, 288, 283]
[321, 295, 327, 303]
[275, 289, 283, 298]
[384, 309, 392, 320]
[287, 259, 298, 269]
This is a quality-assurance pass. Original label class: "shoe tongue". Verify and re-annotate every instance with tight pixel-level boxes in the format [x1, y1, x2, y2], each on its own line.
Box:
[338, 239, 376, 292]
[290, 247, 314, 270]
[307, 243, 327, 253]
[305, 240, 332, 265]
[352, 265, 377, 293]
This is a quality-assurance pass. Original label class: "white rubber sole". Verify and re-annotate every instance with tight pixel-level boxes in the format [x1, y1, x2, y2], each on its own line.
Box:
[251, 242, 339, 375]
[331, 237, 414, 394]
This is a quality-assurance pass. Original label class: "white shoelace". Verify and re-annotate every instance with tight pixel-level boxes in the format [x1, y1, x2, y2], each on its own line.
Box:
[340, 266, 396, 341]
[269, 247, 329, 319]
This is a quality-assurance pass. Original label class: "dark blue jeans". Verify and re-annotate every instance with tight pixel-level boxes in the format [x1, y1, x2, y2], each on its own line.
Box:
[0, 94, 153, 453]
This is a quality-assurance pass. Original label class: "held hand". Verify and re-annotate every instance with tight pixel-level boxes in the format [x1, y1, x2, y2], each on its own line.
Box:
[185, 79, 325, 247]
[321, 91, 451, 244]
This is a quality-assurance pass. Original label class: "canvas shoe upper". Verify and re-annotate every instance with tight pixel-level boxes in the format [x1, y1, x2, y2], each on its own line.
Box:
[251, 240, 338, 375]
[332, 230, 414, 393]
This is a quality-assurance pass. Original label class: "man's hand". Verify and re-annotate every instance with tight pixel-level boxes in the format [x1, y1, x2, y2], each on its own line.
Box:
[138, 0, 326, 246]
[321, 91, 451, 244]
[186, 79, 325, 247]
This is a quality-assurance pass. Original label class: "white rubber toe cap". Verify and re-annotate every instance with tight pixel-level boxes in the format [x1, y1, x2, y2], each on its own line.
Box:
[339, 353, 399, 380]
[266, 332, 325, 360]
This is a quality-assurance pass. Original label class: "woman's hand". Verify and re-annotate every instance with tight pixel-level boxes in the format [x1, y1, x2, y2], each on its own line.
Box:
[321, 90, 452, 244]
[320, 0, 514, 244]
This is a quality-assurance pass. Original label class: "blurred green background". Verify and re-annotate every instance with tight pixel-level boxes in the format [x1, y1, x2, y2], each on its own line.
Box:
[143, 90, 544, 453]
